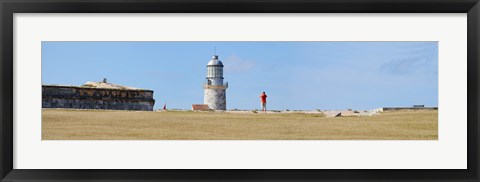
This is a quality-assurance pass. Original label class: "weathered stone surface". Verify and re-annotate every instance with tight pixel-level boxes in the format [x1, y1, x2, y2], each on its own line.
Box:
[42, 84, 155, 111]
[203, 85, 226, 110]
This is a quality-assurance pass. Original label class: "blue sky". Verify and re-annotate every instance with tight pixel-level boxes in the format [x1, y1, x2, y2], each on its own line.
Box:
[42, 42, 438, 110]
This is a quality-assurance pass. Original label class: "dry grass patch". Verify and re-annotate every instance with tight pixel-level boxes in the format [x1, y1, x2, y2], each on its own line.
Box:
[42, 109, 437, 140]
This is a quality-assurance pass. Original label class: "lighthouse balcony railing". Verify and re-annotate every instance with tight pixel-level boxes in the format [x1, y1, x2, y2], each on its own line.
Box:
[203, 81, 228, 88]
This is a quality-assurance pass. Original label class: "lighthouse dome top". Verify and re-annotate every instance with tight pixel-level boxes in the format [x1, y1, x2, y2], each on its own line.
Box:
[207, 55, 223, 66]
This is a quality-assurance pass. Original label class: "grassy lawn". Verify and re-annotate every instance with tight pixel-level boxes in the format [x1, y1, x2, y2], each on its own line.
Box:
[42, 109, 438, 140]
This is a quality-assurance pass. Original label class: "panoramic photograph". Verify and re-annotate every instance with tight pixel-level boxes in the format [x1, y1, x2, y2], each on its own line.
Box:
[41, 41, 438, 140]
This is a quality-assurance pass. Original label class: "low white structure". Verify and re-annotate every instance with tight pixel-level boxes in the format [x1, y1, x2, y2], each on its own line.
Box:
[203, 55, 228, 110]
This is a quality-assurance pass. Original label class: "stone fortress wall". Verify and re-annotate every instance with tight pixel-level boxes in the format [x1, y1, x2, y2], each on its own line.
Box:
[372, 106, 438, 113]
[42, 82, 155, 111]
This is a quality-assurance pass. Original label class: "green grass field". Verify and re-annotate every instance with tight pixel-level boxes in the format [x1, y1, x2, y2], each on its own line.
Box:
[42, 109, 438, 140]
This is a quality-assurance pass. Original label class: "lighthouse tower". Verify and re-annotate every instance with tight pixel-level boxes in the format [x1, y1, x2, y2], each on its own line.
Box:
[204, 55, 228, 110]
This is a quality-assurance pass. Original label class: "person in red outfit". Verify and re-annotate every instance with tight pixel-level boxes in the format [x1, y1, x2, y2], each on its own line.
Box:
[260, 91, 267, 114]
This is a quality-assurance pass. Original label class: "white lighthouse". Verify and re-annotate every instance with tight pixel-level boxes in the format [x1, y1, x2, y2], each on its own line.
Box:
[204, 55, 228, 110]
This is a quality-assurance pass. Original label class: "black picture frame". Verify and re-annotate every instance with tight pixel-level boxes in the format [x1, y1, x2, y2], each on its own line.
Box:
[1, 0, 479, 181]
